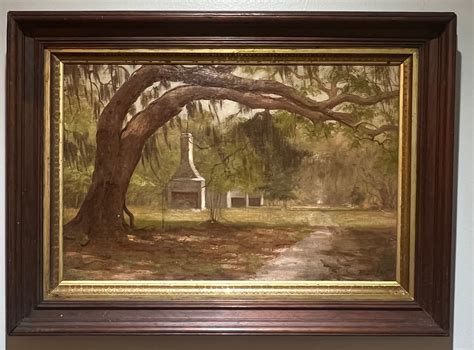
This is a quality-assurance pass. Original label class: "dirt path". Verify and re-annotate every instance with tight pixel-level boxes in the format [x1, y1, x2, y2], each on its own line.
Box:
[254, 212, 338, 280]
[254, 210, 396, 281]
[64, 209, 396, 281]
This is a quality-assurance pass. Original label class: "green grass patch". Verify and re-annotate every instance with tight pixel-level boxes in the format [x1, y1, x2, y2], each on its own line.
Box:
[64, 205, 396, 232]
[325, 209, 396, 230]
[130, 206, 336, 231]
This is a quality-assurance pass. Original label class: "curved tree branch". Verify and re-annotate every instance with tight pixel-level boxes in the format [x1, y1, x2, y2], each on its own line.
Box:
[321, 90, 399, 109]
[121, 83, 396, 146]
[100, 64, 399, 156]
[101, 64, 398, 140]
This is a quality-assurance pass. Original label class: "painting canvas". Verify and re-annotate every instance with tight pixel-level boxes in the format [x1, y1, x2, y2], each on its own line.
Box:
[61, 63, 400, 282]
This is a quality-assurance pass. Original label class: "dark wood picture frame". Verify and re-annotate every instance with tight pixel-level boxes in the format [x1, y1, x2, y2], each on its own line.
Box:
[6, 11, 456, 335]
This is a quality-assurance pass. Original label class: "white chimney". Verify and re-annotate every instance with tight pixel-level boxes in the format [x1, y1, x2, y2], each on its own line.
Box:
[172, 133, 203, 179]
[167, 133, 206, 209]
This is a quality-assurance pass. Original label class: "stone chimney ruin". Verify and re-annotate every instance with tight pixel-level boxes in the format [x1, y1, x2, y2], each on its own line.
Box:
[167, 133, 206, 209]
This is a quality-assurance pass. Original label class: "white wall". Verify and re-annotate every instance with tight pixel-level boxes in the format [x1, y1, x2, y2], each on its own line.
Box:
[0, 1, 472, 350]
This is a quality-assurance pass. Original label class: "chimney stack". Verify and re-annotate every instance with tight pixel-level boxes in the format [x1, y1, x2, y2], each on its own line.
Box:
[167, 133, 206, 209]
[172, 133, 203, 179]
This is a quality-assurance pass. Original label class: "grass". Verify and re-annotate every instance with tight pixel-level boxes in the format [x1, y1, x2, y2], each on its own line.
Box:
[63, 205, 397, 281]
[131, 206, 396, 234]
[63, 206, 396, 232]
[132, 207, 327, 230]
[324, 209, 396, 230]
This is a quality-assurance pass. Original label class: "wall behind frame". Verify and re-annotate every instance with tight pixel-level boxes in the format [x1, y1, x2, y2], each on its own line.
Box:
[0, 1, 472, 349]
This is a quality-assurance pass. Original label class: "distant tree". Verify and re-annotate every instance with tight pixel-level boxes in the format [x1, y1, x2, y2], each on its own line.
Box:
[235, 111, 310, 204]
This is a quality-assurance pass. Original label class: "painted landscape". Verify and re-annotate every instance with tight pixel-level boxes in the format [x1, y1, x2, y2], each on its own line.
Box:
[62, 63, 400, 281]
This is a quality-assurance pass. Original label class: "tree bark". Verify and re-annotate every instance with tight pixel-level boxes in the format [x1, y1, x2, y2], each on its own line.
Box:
[64, 130, 146, 243]
[63, 67, 160, 242]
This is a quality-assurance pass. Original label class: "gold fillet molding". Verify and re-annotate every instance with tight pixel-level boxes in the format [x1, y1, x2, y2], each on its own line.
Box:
[49, 281, 412, 300]
[43, 48, 418, 301]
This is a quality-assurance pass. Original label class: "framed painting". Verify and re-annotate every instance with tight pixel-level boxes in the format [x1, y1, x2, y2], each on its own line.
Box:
[6, 11, 456, 335]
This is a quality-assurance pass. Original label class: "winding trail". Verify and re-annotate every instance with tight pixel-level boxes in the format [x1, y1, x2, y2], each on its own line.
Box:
[254, 212, 340, 280]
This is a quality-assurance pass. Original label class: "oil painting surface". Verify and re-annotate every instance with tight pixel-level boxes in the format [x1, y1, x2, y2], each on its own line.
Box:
[62, 63, 400, 281]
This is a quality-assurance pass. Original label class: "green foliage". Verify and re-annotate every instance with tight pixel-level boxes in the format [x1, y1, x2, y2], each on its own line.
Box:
[62, 63, 399, 212]
[63, 95, 97, 170]
[126, 172, 163, 207]
[236, 111, 311, 201]
[63, 167, 92, 208]
[294, 135, 398, 209]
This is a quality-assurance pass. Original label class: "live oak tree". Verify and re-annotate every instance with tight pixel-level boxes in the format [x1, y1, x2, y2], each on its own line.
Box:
[63, 64, 399, 243]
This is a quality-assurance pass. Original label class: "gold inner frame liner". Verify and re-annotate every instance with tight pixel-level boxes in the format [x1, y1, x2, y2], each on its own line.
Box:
[43, 48, 418, 300]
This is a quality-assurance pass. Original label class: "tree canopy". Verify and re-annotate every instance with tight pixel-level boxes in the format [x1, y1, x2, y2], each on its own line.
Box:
[63, 63, 399, 211]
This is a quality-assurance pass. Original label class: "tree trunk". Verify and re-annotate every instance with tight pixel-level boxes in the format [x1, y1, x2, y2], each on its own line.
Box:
[64, 175, 128, 244]
[64, 127, 146, 244]
[64, 66, 160, 243]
